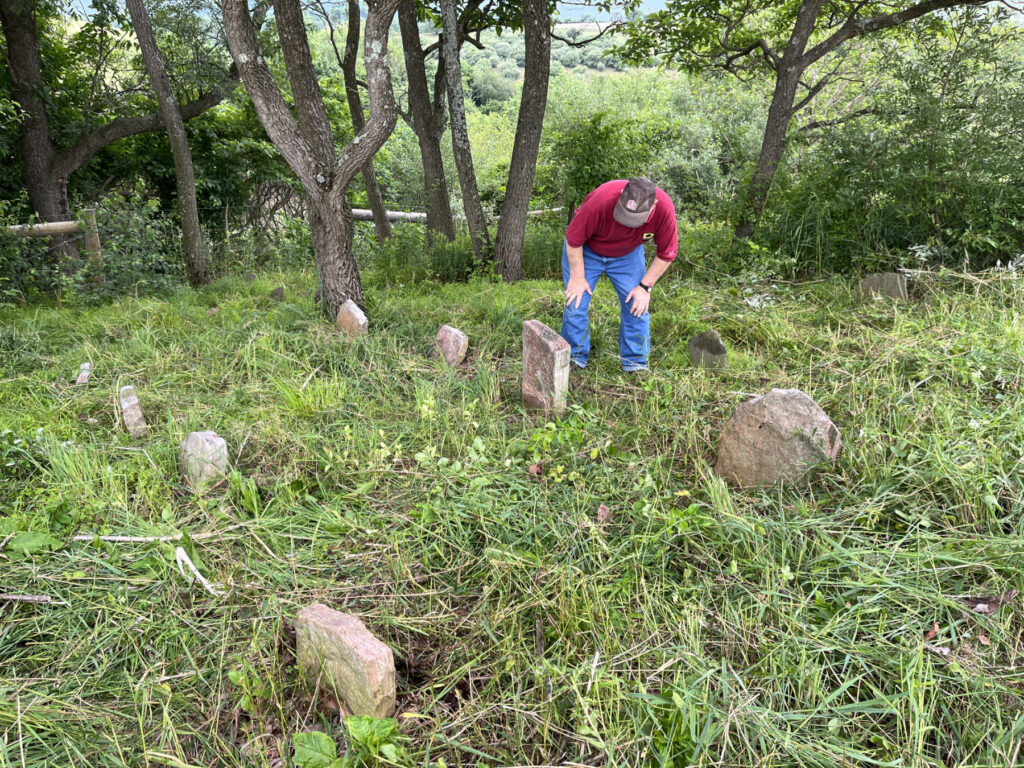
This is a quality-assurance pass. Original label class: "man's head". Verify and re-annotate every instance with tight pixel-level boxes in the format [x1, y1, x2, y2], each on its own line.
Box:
[613, 178, 657, 228]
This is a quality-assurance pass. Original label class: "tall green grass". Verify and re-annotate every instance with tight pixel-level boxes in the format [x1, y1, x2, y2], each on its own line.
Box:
[1, 267, 1023, 766]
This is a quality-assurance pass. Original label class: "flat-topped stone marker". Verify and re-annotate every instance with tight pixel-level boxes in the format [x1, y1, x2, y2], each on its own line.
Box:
[436, 325, 469, 366]
[857, 272, 907, 301]
[295, 604, 396, 718]
[179, 431, 229, 489]
[118, 385, 148, 439]
[715, 388, 841, 488]
[336, 299, 368, 336]
[522, 320, 570, 417]
[76, 362, 93, 385]
[688, 330, 727, 368]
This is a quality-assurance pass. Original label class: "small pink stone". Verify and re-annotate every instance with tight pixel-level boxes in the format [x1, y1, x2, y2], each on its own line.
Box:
[295, 604, 396, 717]
[435, 325, 469, 366]
[336, 299, 368, 336]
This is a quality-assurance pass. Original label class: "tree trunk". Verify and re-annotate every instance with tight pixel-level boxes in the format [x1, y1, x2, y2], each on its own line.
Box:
[440, 0, 491, 263]
[313, 188, 364, 306]
[125, 0, 209, 286]
[494, 0, 550, 281]
[733, 66, 804, 239]
[399, 0, 455, 240]
[223, 0, 398, 316]
[343, 0, 392, 243]
[0, 0, 77, 257]
[734, 0, 822, 239]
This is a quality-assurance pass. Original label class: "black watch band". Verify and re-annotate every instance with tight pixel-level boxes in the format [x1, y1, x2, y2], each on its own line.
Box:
[639, 281, 652, 293]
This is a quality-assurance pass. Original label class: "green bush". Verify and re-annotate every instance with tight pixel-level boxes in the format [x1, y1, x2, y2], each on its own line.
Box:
[364, 223, 479, 284]
[759, 9, 1024, 272]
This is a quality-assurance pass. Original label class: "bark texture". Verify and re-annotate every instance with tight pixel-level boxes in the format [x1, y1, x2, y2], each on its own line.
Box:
[343, 0, 392, 243]
[734, 0, 821, 239]
[494, 0, 550, 281]
[399, 0, 455, 240]
[440, 0, 491, 262]
[125, 0, 209, 286]
[223, 0, 399, 314]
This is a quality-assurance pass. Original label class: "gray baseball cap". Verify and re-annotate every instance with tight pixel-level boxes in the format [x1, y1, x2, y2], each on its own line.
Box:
[613, 178, 657, 228]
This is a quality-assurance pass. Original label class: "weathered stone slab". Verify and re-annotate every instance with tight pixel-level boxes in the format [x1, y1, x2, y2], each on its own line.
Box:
[714, 388, 841, 488]
[336, 299, 368, 336]
[522, 320, 570, 416]
[118, 385, 148, 439]
[269, 286, 285, 301]
[75, 362, 93, 385]
[436, 325, 469, 366]
[688, 330, 727, 368]
[857, 272, 907, 301]
[179, 431, 229, 489]
[295, 604, 396, 718]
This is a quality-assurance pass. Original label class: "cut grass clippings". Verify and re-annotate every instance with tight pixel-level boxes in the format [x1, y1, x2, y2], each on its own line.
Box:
[2, 266, 1024, 767]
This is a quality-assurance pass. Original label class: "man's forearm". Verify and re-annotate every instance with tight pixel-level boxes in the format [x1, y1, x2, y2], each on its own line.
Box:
[566, 242, 584, 279]
[642, 257, 672, 287]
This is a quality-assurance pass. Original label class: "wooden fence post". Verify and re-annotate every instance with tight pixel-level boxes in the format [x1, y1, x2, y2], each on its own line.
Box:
[81, 208, 103, 285]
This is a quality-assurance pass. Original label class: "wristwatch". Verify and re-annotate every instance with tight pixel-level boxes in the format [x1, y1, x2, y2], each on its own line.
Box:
[638, 281, 652, 293]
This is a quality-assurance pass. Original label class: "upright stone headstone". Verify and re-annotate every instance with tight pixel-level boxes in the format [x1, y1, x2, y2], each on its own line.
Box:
[714, 388, 841, 488]
[75, 362, 93, 385]
[336, 299, 368, 336]
[179, 431, 229, 489]
[688, 330, 727, 368]
[522, 320, 570, 416]
[295, 604, 396, 718]
[118, 385, 148, 439]
[436, 325, 469, 366]
[857, 272, 908, 301]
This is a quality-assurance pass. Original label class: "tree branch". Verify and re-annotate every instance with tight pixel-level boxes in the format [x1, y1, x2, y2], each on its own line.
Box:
[334, 0, 400, 189]
[802, 0, 990, 65]
[551, 21, 622, 48]
[222, 0, 320, 192]
[54, 79, 235, 178]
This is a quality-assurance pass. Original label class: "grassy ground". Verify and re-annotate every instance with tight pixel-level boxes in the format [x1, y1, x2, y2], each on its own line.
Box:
[2, 265, 1024, 767]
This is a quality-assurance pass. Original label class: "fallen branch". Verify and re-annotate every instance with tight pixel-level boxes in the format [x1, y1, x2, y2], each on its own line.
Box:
[0, 593, 67, 605]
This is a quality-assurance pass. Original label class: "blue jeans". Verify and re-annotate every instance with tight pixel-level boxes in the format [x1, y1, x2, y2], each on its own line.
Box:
[561, 242, 650, 371]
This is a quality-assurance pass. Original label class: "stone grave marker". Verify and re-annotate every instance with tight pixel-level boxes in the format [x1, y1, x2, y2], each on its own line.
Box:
[295, 604, 396, 718]
[118, 385, 148, 439]
[857, 272, 907, 301]
[336, 299, 368, 336]
[688, 330, 727, 368]
[436, 325, 469, 366]
[522, 320, 570, 416]
[179, 431, 229, 489]
[76, 362, 93, 385]
[714, 388, 841, 488]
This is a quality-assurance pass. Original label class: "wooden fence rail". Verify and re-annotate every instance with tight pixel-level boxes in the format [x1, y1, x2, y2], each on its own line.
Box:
[6, 209, 103, 282]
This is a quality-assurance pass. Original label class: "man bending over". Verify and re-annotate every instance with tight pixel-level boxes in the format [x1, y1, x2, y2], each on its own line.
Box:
[562, 178, 678, 372]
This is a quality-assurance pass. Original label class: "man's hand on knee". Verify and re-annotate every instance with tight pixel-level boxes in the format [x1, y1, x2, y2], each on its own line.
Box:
[565, 276, 592, 309]
[625, 285, 650, 317]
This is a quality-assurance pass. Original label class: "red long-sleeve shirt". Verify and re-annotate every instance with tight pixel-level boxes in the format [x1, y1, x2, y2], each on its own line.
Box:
[565, 180, 678, 262]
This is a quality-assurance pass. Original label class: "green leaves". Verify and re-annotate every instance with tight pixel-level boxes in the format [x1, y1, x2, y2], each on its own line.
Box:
[5, 530, 60, 556]
[292, 720, 407, 768]
[293, 731, 343, 768]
